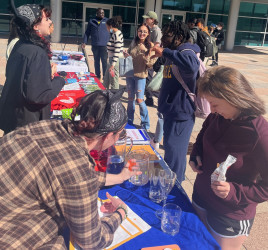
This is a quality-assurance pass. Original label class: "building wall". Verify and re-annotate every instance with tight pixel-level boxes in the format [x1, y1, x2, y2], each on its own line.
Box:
[0, 0, 267, 46]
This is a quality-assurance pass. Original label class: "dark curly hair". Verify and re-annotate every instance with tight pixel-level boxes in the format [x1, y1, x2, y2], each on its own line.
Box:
[161, 20, 190, 49]
[134, 23, 152, 56]
[8, 18, 18, 44]
[106, 16, 122, 29]
[14, 6, 52, 58]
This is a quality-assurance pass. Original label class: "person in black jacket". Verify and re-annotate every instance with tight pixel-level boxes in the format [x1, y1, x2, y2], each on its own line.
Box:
[211, 22, 225, 66]
[0, 3, 64, 134]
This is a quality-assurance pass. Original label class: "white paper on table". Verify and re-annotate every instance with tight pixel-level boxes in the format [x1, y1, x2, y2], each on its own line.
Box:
[63, 82, 81, 91]
[52, 110, 62, 116]
[126, 129, 150, 145]
[73, 199, 151, 250]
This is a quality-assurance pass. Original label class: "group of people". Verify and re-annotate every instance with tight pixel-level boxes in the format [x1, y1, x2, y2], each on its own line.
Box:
[0, 3, 267, 250]
[187, 17, 225, 65]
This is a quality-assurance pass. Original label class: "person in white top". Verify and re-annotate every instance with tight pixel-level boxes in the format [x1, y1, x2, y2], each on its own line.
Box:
[103, 16, 124, 89]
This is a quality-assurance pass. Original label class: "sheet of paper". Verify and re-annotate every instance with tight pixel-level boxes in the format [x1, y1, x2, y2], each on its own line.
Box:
[63, 82, 81, 91]
[126, 129, 150, 144]
[72, 199, 151, 250]
[103, 200, 151, 250]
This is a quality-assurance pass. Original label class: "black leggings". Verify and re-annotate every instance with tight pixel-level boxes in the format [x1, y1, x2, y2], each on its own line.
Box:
[213, 52, 219, 62]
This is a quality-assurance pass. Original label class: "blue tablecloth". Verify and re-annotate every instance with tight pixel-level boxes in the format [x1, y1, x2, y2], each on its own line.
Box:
[98, 181, 220, 250]
[64, 124, 220, 249]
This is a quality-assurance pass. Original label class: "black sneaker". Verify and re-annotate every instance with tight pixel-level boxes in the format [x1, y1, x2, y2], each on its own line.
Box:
[210, 61, 218, 67]
[145, 98, 154, 107]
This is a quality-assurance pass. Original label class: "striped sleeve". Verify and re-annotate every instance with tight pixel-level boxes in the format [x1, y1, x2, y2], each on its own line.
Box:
[107, 31, 124, 66]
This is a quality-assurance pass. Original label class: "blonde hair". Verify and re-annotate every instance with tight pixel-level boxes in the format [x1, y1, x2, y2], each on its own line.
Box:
[197, 66, 266, 117]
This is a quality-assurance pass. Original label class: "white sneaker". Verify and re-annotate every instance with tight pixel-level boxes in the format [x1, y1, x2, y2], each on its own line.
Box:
[150, 138, 159, 150]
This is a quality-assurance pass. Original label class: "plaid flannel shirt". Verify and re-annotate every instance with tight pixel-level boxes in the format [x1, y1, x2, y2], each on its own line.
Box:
[0, 120, 122, 249]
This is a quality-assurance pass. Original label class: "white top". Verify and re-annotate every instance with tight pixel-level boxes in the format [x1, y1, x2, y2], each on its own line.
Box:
[6, 38, 19, 59]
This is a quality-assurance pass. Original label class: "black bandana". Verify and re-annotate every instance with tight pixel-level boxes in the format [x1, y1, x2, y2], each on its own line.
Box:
[78, 88, 127, 134]
[11, 0, 42, 26]
[96, 88, 128, 133]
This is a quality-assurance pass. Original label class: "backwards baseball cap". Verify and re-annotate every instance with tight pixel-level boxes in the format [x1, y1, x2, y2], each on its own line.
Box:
[10, 0, 42, 26]
[143, 11, 158, 21]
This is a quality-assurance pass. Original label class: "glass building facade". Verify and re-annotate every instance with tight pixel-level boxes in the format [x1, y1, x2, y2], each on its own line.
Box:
[0, 0, 267, 46]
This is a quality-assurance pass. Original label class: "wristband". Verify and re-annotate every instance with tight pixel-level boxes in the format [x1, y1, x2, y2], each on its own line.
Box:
[116, 204, 128, 220]
[114, 210, 123, 223]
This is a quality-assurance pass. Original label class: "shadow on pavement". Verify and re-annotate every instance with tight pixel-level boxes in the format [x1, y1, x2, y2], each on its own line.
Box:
[222, 46, 267, 55]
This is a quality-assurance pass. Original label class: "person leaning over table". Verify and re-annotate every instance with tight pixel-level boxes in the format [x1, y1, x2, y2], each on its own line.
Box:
[0, 88, 138, 249]
[0, 2, 64, 134]
[189, 66, 268, 250]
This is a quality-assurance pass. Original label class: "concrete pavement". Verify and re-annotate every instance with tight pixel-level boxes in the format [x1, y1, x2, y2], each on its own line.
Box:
[0, 38, 267, 249]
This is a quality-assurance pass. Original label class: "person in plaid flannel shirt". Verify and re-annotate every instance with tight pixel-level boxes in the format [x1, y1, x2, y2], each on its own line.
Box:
[0, 89, 136, 249]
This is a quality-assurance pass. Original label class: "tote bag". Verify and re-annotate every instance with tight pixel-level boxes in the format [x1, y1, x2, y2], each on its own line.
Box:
[119, 56, 134, 77]
[147, 65, 164, 92]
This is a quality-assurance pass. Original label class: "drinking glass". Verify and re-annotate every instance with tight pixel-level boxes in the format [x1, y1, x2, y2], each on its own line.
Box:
[106, 134, 133, 174]
[149, 168, 165, 203]
[155, 169, 176, 219]
[127, 149, 150, 186]
[161, 203, 182, 236]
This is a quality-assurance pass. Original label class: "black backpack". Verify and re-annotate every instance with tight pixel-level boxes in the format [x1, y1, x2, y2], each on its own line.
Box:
[197, 30, 213, 57]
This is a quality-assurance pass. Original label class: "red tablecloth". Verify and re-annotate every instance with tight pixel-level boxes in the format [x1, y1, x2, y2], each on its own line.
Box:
[51, 72, 105, 110]
[51, 72, 106, 170]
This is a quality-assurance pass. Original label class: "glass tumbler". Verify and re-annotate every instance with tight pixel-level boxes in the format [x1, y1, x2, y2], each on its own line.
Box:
[161, 203, 182, 236]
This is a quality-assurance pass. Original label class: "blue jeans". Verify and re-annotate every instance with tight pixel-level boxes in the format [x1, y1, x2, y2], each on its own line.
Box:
[163, 116, 195, 183]
[154, 112, 164, 143]
[91, 46, 108, 79]
[126, 77, 150, 130]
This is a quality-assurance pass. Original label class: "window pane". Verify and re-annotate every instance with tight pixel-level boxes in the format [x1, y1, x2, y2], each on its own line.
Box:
[239, 2, 254, 16]
[237, 17, 251, 31]
[162, 0, 191, 11]
[191, 0, 207, 12]
[264, 34, 268, 46]
[237, 17, 266, 32]
[76, 0, 144, 7]
[162, 14, 172, 27]
[186, 13, 205, 23]
[0, 15, 11, 32]
[0, 0, 10, 13]
[122, 23, 136, 39]
[209, 0, 230, 15]
[235, 32, 264, 46]
[117, 0, 144, 7]
[253, 4, 268, 18]
[113, 6, 136, 23]
[61, 20, 82, 36]
[138, 8, 145, 24]
[62, 2, 83, 20]
[251, 18, 266, 32]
